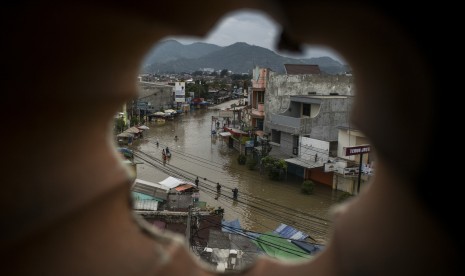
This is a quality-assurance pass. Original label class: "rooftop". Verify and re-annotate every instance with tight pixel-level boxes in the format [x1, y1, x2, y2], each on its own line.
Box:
[284, 64, 321, 75]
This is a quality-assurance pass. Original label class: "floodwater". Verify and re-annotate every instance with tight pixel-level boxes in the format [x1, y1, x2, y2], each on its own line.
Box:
[131, 105, 343, 243]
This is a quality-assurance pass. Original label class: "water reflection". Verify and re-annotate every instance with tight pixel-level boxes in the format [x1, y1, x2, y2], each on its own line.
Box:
[133, 108, 341, 244]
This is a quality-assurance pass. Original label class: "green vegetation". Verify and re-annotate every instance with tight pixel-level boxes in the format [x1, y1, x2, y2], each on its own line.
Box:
[114, 117, 126, 134]
[301, 180, 315, 195]
[261, 156, 287, 180]
[130, 116, 139, 127]
[186, 80, 209, 99]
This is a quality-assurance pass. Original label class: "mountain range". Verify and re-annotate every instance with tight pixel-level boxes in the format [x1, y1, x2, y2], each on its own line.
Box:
[142, 40, 347, 75]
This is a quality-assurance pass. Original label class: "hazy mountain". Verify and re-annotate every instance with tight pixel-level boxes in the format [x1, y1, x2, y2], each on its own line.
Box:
[143, 39, 221, 65]
[143, 41, 346, 75]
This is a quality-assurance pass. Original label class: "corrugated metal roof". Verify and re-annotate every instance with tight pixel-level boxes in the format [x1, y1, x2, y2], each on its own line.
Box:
[222, 219, 242, 234]
[285, 158, 322, 169]
[291, 240, 325, 254]
[273, 223, 309, 240]
[132, 179, 169, 200]
[133, 200, 158, 211]
[219, 132, 232, 137]
[254, 232, 311, 261]
[175, 183, 194, 191]
[125, 127, 142, 133]
[159, 176, 186, 188]
[131, 192, 163, 201]
[117, 132, 134, 138]
[134, 178, 170, 191]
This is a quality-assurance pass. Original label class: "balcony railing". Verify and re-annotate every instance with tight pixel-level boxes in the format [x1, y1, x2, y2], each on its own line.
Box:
[269, 114, 311, 135]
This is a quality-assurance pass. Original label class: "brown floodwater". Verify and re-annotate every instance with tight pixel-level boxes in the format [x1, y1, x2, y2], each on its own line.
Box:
[131, 107, 344, 244]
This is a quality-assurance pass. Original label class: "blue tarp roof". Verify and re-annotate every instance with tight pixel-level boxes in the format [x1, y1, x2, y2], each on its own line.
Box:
[221, 219, 260, 240]
[221, 219, 242, 234]
[273, 223, 309, 240]
[221, 220, 323, 257]
[291, 240, 325, 254]
[117, 147, 133, 158]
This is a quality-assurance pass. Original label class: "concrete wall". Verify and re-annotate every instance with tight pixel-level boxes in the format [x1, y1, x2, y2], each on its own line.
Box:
[337, 129, 371, 163]
[279, 132, 294, 156]
[300, 137, 330, 162]
[333, 174, 372, 194]
[137, 81, 174, 111]
[265, 73, 354, 141]
[166, 193, 193, 211]
[306, 98, 353, 141]
[265, 73, 354, 114]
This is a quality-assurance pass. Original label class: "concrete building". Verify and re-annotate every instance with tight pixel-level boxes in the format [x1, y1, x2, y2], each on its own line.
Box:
[331, 125, 375, 194]
[264, 71, 355, 185]
[130, 81, 174, 120]
[249, 66, 268, 131]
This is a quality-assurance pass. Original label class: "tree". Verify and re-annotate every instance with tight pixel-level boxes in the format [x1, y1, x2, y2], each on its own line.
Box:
[261, 156, 287, 180]
[220, 69, 229, 78]
[130, 116, 139, 127]
[114, 117, 126, 134]
[301, 180, 315, 195]
[186, 81, 209, 99]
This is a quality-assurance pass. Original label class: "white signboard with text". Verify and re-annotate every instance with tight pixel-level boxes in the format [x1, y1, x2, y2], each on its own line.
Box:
[175, 82, 185, 103]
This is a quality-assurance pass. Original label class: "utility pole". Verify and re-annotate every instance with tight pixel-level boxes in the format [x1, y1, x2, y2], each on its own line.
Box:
[344, 144, 371, 194]
[186, 205, 192, 249]
[357, 153, 363, 193]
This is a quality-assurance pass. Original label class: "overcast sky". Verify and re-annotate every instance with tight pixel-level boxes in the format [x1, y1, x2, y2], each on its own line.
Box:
[165, 10, 345, 63]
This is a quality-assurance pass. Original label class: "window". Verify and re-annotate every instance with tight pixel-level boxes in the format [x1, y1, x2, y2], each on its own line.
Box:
[257, 91, 264, 103]
[302, 103, 310, 116]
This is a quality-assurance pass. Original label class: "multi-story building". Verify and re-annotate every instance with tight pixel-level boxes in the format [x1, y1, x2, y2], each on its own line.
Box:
[249, 66, 268, 131]
[264, 67, 354, 185]
[129, 80, 174, 121]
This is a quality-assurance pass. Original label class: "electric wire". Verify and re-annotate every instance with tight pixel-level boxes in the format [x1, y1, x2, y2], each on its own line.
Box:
[133, 150, 332, 240]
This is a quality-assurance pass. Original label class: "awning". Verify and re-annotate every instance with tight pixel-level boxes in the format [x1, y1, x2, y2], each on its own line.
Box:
[251, 110, 265, 118]
[285, 158, 323, 169]
[125, 127, 141, 134]
[255, 130, 265, 137]
[117, 132, 134, 138]
[219, 132, 232, 137]
[225, 127, 248, 135]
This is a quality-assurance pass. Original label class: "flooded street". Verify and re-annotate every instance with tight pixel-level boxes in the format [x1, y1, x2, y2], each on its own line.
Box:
[131, 105, 342, 243]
